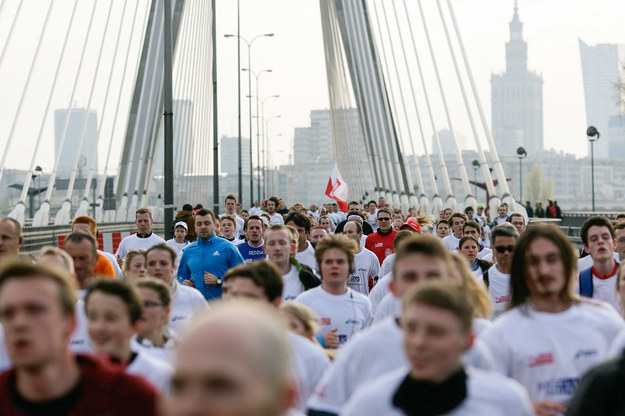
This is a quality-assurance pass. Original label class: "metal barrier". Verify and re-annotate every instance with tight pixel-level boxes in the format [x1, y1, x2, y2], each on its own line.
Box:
[21, 223, 165, 255]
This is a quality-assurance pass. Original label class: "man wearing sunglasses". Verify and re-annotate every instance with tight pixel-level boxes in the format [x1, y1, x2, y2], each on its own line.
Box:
[365, 208, 397, 265]
[485, 223, 519, 318]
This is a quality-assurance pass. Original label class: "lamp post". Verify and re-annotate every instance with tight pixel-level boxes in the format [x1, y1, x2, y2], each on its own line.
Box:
[265, 114, 281, 197]
[224, 0, 241, 205]
[224, 33, 273, 205]
[587, 126, 600, 211]
[260, 95, 279, 197]
[243, 68, 272, 201]
[516, 147, 527, 203]
[471, 160, 479, 199]
[267, 133, 283, 196]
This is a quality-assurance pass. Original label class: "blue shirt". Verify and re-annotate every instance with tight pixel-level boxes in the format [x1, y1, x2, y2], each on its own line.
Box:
[177, 234, 245, 301]
[237, 241, 266, 263]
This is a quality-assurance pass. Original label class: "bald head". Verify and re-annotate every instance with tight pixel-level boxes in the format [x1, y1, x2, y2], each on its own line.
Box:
[0, 218, 23, 259]
[170, 301, 294, 416]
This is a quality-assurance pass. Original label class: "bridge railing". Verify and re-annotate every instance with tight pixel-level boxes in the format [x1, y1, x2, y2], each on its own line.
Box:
[21, 223, 165, 255]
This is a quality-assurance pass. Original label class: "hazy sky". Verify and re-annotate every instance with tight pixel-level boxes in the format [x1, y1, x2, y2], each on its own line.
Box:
[1, 0, 624, 176]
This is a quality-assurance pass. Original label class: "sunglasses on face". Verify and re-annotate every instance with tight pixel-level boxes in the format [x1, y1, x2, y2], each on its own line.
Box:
[494, 245, 514, 253]
[378, 217, 391, 221]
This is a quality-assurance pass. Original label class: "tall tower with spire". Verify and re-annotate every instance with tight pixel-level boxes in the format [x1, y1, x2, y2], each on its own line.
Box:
[491, 2, 543, 157]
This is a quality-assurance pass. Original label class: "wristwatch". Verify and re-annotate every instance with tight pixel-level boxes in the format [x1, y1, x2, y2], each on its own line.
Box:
[216, 278, 222, 285]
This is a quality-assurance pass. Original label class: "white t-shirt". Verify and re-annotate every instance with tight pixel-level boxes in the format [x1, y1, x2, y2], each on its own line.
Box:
[578, 252, 619, 272]
[368, 212, 378, 231]
[295, 242, 317, 273]
[583, 270, 620, 313]
[69, 299, 92, 354]
[340, 367, 534, 416]
[168, 280, 208, 334]
[473, 317, 493, 338]
[608, 327, 625, 357]
[379, 253, 395, 279]
[126, 350, 173, 393]
[307, 318, 494, 415]
[359, 234, 367, 247]
[295, 287, 371, 347]
[487, 265, 511, 318]
[166, 239, 188, 255]
[349, 248, 380, 295]
[477, 246, 492, 259]
[373, 294, 401, 323]
[249, 206, 262, 215]
[576, 261, 621, 313]
[481, 301, 625, 403]
[269, 213, 284, 225]
[288, 332, 330, 411]
[472, 263, 484, 281]
[166, 239, 189, 271]
[282, 264, 305, 301]
[307, 318, 408, 415]
[369, 272, 393, 313]
[130, 331, 177, 366]
[443, 233, 461, 250]
[115, 233, 165, 259]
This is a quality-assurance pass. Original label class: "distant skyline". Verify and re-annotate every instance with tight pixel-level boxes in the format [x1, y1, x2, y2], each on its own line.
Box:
[1, 0, 625, 175]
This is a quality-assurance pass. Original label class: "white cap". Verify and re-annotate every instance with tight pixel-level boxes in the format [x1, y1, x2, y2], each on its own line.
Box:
[174, 221, 188, 231]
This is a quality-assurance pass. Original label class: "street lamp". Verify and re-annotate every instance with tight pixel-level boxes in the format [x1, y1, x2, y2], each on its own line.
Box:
[224, 32, 274, 205]
[260, 95, 279, 197]
[243, 68, 272, 201]
[265, 116, 282, 196]
[516, 147, 527, 203]
[267, 133, 283, 196]
[587, 126, 600, 211]
[471, 160, 479, 199]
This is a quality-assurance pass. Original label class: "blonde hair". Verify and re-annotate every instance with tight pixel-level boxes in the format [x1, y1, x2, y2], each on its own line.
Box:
[122, 249, 147, 277]
[39, 246, 75, 274]
[280, 301, 318, 336]
[449, 253, 493, 320]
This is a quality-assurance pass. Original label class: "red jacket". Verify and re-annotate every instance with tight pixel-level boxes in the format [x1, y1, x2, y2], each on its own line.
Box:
[0, 354, 158, 416]
[365, 230, 397, 265]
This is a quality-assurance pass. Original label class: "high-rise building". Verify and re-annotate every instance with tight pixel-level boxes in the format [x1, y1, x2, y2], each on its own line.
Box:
[579, 39, 625, 160]
[288, 109, 367, 205]
[220, 136, 251, 176]
[491, 3, 543, 157]
[54, 108, 98, 178]
[294, 109, 336, 165]
[431, 129, 468, 158]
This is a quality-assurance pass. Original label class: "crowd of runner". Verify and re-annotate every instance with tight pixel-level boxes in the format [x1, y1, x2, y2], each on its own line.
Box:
[0, 194, 623, 415]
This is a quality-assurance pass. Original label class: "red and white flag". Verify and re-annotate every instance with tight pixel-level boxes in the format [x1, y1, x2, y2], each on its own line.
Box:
[325, 163, 349, 212]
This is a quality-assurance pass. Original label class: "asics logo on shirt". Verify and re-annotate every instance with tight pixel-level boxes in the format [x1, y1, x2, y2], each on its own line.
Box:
[172, 315, 185, 322]
[575, 349, 598, 359]
[374, 243, 383, 247]
[528, 352, 554, 368]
